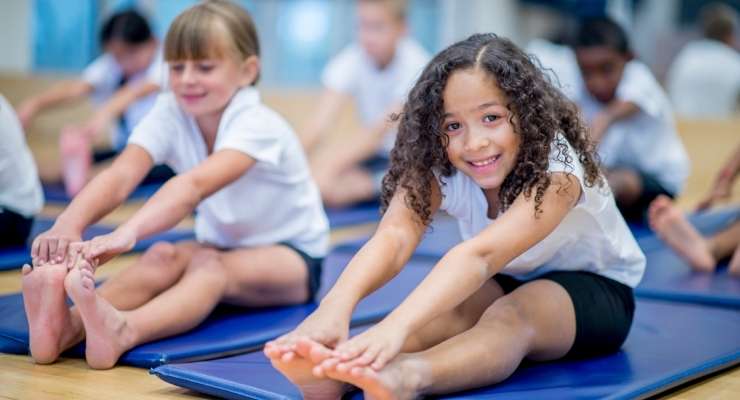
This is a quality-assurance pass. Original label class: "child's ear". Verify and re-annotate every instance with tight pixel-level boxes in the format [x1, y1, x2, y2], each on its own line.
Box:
[239, 55, 260, 86]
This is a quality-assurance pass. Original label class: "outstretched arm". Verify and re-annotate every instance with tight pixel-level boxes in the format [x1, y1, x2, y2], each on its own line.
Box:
[32, 145, 153, 264]
[332, 172, 582, 369]
[72, 82, 161, 141]
[300, 89, 350, 151]
[16, 80, 93, 130]
[78, 149, 255, 264]
[265, 179, 439, 358]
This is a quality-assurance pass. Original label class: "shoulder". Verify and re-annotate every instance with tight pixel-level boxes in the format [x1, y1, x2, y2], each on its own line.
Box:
[222, 88, 292, 136]
[399, 38, 431, 64]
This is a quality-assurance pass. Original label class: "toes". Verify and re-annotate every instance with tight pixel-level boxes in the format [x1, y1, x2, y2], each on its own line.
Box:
[22, 264, 32, 275]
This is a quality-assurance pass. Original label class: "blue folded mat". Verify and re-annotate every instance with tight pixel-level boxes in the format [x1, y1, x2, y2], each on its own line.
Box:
[152, 298, 740, 400]
[0, 218, 195, 271]
[43, 181, 162, 204]
[325, 199, 381, 228]
[0, 249, 431, 367]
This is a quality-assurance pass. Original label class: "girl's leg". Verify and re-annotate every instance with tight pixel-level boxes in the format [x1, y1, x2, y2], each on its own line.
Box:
[270, 279, 506, 400]
[21, 241, 196, 364]
[325, 280, 576, 399]
[65, 244, 310, 369]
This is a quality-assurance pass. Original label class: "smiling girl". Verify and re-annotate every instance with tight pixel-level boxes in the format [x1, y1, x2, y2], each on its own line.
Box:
[23, 0, 328, 369]
[265, 33, 645, 399]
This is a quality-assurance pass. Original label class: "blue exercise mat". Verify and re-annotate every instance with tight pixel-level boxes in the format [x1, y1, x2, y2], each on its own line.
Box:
[0, 218, 195, 271]
[43, 181, 163, 204]
[152, 298, 740, 400]
[325, 199, 381, 228]
[0, 249, 431, 367]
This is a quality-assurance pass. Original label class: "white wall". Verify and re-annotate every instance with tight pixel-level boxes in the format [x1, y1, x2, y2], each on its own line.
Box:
[0, 0, 32, 72]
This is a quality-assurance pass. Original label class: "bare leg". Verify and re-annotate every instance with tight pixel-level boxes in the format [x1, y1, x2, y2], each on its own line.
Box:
[268, 279, 505, 399]
[67, 244, 309, 369]
[313, 161, 377, 208]
[325, 280, 576, 398]
[60, 130, 92, 197]
[21, 263, 84, 364]
[729, 244, 740, 277]
[705, 220, 740, 265]
[649, 196, 715, 271]
[606, 168, 642, 210]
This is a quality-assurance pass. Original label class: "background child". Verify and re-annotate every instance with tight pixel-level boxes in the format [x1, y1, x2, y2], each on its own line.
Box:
[23, 0, 328, 369]
[264, 33, 645, 398]
[649, 142, 740, 274]
[572, 16, 690, 223]
[0, 94, 43, 249]
[666, 2, 740, 118]
[16, 10, 169, 196]
[301, 0, 429, 207]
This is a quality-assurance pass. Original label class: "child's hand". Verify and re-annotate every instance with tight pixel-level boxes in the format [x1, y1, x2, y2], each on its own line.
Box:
[324, 321, 406, 372]
[68, 228, 137, 269]
[264, 306, 350, 363]
[31, 226, 82, 266]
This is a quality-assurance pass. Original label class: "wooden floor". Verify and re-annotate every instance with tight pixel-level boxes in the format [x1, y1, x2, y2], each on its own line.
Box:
[1, 73, 739, 399]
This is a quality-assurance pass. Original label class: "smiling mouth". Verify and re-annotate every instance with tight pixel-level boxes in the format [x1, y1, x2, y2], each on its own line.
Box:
[468, 154, 500, 167]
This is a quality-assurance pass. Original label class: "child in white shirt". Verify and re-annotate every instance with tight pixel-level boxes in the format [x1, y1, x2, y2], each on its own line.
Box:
[23, 0, 328, 370]
[301, 0, 430, 207]
[266, 33, 645, 398]
[572, 16, 689, 223]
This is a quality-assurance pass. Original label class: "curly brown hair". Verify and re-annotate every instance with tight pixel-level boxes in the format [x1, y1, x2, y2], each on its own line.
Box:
[381, 33, 603, 225]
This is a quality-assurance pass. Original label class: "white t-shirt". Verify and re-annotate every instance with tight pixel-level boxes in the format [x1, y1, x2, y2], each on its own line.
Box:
[0, 94, 43, 217]
[438, 135, 646, 288]
[526, 39, 582, 99]
[128, 87, 330, 258]
[576, 60, 690, 195]
[666, 39, 740, 118]
[321, 37, 430, 156]
[82, 47, 167, 150]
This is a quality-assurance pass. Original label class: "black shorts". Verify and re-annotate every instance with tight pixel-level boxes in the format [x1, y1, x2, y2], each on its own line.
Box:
[616, 169, 673, 223]
[279, 242, 324, 303]
[0, 207, 34, 249]
[493, 270, 635, 359]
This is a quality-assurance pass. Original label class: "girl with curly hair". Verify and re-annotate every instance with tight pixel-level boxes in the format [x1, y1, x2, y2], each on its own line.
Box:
[265, 33, 645, 398]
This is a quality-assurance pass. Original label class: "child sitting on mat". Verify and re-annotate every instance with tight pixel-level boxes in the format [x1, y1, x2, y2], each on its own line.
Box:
[0, 94, 43, 249]
[23, 0, 328, 369]
[264, 33, 645, 398]
[571, 16, 689, 223]
[649, 142, 740, 275]
[16, 10, 170, 196]
[301, 0, 429, 207]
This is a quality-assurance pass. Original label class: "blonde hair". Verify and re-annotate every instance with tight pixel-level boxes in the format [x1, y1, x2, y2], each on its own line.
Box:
[359, 0, 408, 21]
[165, 0, 260, 83]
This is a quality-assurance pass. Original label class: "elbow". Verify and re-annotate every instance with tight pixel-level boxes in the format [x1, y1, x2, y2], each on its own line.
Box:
[446, 241, 496, 280]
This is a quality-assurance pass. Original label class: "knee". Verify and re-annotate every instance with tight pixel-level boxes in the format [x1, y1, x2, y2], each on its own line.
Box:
[478, 298, 532, 335]
[141, 242, 177, 266]
[186, 249, 227, 284]
[607, 170, 641, 205]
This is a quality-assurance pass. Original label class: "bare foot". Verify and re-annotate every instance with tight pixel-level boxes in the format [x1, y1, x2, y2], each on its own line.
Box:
[323, 355, 427, 400]
[265, 338, 348, 400]
[22, 263, 82, 363]
[60, 132, 91, 197]
[729, 245, 740, 277]
[64, 263, 135, 369]
[648, 196, 715, 272]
